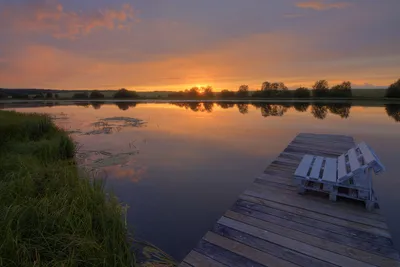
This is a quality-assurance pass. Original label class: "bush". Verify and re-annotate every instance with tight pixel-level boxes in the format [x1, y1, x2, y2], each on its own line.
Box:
[220, 90, 236, 98]
[46, 92, 53, 99]
[90, 90, 105, 99]
[294, 87, 311, 98]
[0, 91, 8, 99]
[330, 81, 352, 98]
[386, 79, 400, 98]
[72, 92, 89, 99]
[114, 88, 139, 99]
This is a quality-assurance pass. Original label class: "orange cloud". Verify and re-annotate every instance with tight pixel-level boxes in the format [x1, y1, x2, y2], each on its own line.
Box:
[1, 1, 135, 39]
[296, 0, 351, 10]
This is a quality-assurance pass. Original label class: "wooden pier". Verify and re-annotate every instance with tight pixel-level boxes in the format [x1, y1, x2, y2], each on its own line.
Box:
[180, 133, 400, 267]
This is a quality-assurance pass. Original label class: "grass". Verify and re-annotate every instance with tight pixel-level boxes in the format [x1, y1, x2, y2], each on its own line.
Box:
[0, 111, 136, 267]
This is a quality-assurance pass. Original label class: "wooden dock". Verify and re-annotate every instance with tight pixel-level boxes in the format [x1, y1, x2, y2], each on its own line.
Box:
[180, 133, 400, 267]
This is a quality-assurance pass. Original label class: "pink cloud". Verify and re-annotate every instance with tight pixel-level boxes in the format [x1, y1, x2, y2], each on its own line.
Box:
[1, 0, 136, 39]
[296, 0, 352, 10]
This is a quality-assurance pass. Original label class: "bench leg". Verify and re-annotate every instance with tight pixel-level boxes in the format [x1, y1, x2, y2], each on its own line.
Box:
[365, 200, 375, 211]
[329, 187, 338, 202]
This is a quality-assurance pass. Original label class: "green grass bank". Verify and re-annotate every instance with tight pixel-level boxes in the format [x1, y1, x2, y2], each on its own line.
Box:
[0, 111, 136, 266]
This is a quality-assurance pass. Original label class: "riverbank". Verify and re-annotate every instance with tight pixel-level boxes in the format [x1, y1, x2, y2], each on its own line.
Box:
[0, 111, 136, 266]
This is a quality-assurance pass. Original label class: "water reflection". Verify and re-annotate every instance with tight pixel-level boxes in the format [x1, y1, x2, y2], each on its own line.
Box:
[311, 104, 328, 120]
[90, 101, 104, 110]
[385, 104, 400, 122]
[3, 101, 400, 122]
[293, 102, 310, 112]
[170, 102, 356, 120]
[115, 102, 137, 111]
[236, 103, 248, 114]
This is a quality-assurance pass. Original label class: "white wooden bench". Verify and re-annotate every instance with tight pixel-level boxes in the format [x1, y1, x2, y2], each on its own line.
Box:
[294, 142, 385, 211]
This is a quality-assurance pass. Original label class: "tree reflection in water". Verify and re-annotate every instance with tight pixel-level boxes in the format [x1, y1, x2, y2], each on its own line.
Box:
[90, 102, 104, 110]
[311, 104, 328, 120]
[328, 103, 351, 118]
[115, 102, 137, 111]
[216, 102, 235, 109]
[203, 102, 214, 113]
[385, 104, 400, 122]
[236, 103, 249, 114]
[293, 102, 310, 112]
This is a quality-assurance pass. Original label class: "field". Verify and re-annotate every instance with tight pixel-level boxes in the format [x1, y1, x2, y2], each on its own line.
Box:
[0, 111, 136, 266]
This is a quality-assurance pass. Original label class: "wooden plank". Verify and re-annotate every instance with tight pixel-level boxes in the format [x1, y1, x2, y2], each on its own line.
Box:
[348, 148, 361, 173]
[338, 154, 347, 180]
[184, 251, 227, 267]
[218, 217, 375, 267]
[235, 199, 392, 247]
[244, 183, 387, 225]
[179, 262, 193, 267]
[310, 156, 324, 179]
[202, 232, 298, 267]
[238, 194, 391, 238]
[294, 154, 314, 177]
[358, 142, 376, 165]
[213, 223, 336, 267]
[231, 205, 399, 260]
[224, 211, 400, 267]
[322, 158, 337, 183]
[181, 133, 398, 267]
[194, 240, 265, 267]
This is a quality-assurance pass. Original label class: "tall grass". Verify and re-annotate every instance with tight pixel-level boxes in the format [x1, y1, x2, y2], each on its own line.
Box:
[0, 111, 135, 266]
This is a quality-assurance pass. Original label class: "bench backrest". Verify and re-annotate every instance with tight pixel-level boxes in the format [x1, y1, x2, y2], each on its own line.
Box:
[337, 142, 385, 183]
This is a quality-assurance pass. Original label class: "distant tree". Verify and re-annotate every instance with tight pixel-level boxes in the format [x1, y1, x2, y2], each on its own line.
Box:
[55, 93, 59, 99]
[330, 81, 352, 98]
[114, 88, 139, 99]
[236, 103, 249, 114]
[220, 90, 236, 98]
[73, 92, 89, 99]
[185, 87, 200, 99]
[312, 80, 329, 98]
[202, 86, 215, 98]
[46, 92, 53, 99]
[34, 94, 44, 99]
[385, 104, 400, 121]
[386, 79, 400, 98]
[90, 90, 105, 99]
[294, 87, 311, 98]
[236, 85, 249, 98]
[257, 81, 289, 98]
[0, 91, 7, 99]
[11, 94, 29, 99]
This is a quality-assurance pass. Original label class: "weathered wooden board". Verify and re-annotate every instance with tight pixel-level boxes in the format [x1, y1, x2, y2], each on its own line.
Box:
[181, 133, 400, 267]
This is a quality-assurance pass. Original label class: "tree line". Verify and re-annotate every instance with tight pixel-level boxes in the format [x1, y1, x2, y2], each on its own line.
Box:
[166, 78, 400, 99]
[1, 78, 400, 100]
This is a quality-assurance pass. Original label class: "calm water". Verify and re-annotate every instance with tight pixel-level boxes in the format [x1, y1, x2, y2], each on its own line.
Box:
[4, 101, 400, 260]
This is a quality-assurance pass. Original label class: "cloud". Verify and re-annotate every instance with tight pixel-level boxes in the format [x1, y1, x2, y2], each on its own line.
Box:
[296, 0, 351, 10]
[0, 0, 136, 39]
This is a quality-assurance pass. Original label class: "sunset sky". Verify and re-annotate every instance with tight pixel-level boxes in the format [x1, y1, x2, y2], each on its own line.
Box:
[1, 0, 399, 91]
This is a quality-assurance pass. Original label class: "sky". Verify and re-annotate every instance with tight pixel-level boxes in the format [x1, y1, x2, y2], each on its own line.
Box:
[0, 0, 400, 91]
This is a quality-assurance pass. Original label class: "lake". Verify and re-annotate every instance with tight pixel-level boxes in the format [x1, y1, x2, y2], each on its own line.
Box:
[3, 101, 400, 261]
